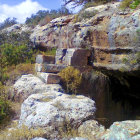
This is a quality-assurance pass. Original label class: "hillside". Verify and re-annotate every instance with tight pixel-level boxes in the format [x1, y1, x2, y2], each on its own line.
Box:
[0, 1, 140, 140]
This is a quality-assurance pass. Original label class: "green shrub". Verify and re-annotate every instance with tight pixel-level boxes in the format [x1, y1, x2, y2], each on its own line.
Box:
[136, 29, 140, 36]
[120, 0, 133, 9]
[0, 44, 34, 67]
[122, 57, 129, 64]
[120, 0, 140, 9]
[44, 48, 57, 56]
[59, 66, 82, 94]
[83, 2, 97, 9]
[75, 10, 98, 22]
[129, 0, 140, 9]
[0, 85, 11, 125]
[130, 59, 137, 65]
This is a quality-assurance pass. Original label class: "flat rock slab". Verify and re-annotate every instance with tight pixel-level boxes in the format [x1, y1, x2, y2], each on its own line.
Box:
[37, 72, 61, 84]
[35, 63, 67, 73]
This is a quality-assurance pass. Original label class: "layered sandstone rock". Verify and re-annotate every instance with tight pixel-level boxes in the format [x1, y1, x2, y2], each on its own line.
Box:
[30, 2, 140, 72]
[35, 48, 92, 73]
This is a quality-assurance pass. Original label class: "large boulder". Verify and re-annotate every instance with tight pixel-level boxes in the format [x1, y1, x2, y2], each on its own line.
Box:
[102, 120, 140, 140]
[19, 92, 96, 129]
[13, 74, 63, 102]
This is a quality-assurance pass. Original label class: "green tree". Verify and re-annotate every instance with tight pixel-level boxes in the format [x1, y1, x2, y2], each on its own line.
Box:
[0, 17, 17, 30]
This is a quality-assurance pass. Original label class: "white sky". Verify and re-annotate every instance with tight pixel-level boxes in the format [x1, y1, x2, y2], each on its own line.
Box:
[0, 0, 47, 23]
[0, 0, 82, 23]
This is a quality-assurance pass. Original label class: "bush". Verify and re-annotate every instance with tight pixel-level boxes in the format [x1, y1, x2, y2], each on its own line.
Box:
[59, 66, 82, 94]
[129, 0, 140, 9]
[120, 0, 140, 9]
[0, 84, 11, 125]
[74, 10, 98, 22]
[0, 44, 34, 67]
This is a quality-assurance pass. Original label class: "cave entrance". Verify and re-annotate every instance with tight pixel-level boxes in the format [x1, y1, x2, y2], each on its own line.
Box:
[78, 71, 140, 128]
[95, 74, 140, 128]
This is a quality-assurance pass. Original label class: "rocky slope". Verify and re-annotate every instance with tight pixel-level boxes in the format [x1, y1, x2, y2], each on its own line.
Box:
[11, 74, 140, 140]
[1, 2, 140, 140]
[30, 2, 140, 73]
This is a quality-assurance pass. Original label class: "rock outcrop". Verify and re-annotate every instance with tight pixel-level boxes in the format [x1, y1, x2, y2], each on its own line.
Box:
[30, 2, 140, 72]
[2, 24, 33, 34]
[13, 74, 63, 102]
[35, 48, 92, 73]
[102, 120, 140, 140]
[19, 92, 96, 129]
[9, 2, 140, 140]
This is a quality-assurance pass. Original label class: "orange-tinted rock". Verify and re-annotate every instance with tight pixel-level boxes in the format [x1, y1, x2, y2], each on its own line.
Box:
[36, 55, 55, 64]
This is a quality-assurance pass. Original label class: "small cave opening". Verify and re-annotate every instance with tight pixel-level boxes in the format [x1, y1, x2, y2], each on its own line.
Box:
[95, 74, 140, 128]
[78, 71, 140, 128]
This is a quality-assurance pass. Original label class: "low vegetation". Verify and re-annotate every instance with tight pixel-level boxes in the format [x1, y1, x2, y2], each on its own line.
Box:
[58, 118, 79, 139]
[0, 84, 11, 127]
[122, 53, 140, 67]
[120, 0, 140, 9]
[40, 48, 57, 56]
[59, 66, 82, 94]
[74, 10, 98, 22]
[0, 30, 35, 127]
[0, 124, 45, 140]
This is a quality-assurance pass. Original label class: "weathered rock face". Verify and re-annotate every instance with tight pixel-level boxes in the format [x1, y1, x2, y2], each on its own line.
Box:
[13, 74, 63, 102]
[55, 49, 91, 67]
[19, 92, 96, 129]
[102, 120, 140, 140]
[30, 2, 140, 72]
[35, 48, 92, 73]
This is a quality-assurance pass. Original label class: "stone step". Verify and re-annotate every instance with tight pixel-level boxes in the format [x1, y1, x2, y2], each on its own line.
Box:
[35, 63, 67, 73]
[37, 72, 61, 84]
[36, 54, 55, 64]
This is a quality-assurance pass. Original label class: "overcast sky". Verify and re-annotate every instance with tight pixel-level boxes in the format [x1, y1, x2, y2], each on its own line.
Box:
[0, 0, 81, 23]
